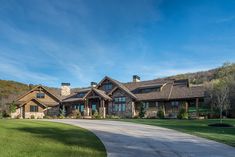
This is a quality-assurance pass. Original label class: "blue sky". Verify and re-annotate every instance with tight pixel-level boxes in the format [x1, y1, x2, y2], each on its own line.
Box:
[0, 0, 235, 88]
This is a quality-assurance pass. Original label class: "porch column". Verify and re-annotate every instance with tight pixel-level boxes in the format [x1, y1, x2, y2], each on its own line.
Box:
[99, 99, 106, 118]
[163, 102, 166, 116]
[185, 101, 189, 112]
[131, 101, 136, 117]
[84, 99, 90, 116]
[20, 107, 23, 119]
[196, 98, 199, 118]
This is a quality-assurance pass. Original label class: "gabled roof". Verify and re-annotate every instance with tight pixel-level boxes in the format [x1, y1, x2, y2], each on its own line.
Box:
[19, 98, 47, 108]
[15, 85, 61, 102]
[124, 78, 204, 101]
[98, 76, 137, 99]
[62, 87, 112, 102]
[84, 87, 112, 100]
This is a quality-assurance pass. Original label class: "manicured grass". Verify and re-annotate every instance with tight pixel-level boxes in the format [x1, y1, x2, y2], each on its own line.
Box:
[0, 120, 106, 157]
[118, 119, 235, 147]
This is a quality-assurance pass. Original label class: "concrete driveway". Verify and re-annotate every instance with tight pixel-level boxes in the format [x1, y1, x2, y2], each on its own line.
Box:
[47, 119, 235, 157]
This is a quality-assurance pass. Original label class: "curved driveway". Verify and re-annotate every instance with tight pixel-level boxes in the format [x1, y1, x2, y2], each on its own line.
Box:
[47, 119, 235, 157]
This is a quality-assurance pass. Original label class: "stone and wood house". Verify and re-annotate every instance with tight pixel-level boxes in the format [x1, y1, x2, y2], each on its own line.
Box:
[11, 85, 61, 119]
[11, 75, 205, 119]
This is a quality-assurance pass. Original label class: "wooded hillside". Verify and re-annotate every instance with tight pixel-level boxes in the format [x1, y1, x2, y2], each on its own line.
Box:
[0, 63, 234, 113]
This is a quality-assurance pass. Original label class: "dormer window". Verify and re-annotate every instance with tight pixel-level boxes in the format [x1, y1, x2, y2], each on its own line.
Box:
[36, 93, 45, 98]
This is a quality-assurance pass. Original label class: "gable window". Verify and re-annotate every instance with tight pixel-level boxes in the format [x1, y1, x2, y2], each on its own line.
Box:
[36, 93, 45, 98]
[30, 105, 38, 112]
[113, 96, 126, 112]
[103, 83, 113, 92]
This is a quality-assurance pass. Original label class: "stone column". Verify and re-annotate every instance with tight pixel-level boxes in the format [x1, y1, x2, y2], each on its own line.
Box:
[99, 100, 106, 118]
[84, 99, 90, 116]
[185, 101, 189, 112]
[131, 101, 135, 117]
[20, 107, 23, 119]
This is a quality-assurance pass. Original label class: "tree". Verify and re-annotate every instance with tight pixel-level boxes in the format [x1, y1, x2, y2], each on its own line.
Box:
[59, 105, 66, 118]
[9, 102, 16, 113]
[139, 102, 146, 118]
[213, 80, 230, 123]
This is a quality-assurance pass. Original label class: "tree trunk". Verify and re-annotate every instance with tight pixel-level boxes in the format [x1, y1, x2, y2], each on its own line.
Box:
[220, 105, 223, 124]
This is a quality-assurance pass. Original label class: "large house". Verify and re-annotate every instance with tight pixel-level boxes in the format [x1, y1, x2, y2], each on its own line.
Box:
[11, 75, 205, 119]
[11, 86, 61, 119]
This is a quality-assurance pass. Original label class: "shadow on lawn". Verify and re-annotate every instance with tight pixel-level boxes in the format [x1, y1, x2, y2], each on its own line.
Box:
[12, 126, 105, 152]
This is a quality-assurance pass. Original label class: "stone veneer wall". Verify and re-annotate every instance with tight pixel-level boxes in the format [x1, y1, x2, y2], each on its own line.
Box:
[110, 88, 134, 118]
[11, 108, 21, 118]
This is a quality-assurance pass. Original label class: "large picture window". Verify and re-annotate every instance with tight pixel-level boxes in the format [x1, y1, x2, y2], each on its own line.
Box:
[30, 105, 38, 112]
[113, 96, 126, 112]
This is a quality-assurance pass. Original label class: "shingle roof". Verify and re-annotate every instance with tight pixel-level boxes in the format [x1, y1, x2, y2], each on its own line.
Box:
[101, 76, 137, 99]
[51, 77, 205, 103]
[123, 79, 204, 101]
[92, 88, 112, 100]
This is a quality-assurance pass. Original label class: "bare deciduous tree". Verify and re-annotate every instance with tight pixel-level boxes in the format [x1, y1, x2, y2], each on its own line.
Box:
[213, 81, 230, 123]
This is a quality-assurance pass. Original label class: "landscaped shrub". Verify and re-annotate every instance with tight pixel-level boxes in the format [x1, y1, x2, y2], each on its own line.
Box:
[52, 115, 58, 119]
[58, 115, 65, 119]
[92, 110, 101, 119]
[68, 110, 82, 119]
[30, 115, 35, 119]
[59, 106, 66, 118]
[157, 110, 165, 119]
[139, 104, 146, 118]
[0, 112, 3, 119]
[43, 115, 52, 119]
[177, 108, 188, 119]
[106, 115, 121, 119]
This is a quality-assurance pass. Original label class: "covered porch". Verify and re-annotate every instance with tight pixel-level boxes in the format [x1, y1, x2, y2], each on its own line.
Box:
[64, 88, 112, 118]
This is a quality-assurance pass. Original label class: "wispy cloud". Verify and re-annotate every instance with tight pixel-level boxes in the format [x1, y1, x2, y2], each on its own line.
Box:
[215, 16, 235, 23]
[0, 56, 58, 85]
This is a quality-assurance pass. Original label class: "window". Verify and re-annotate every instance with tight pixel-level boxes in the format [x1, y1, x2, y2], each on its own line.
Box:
[36, 93, 45, 98]
[171, 101, 179, 107]
[122, 104, 126, 111]
[143, 102, 149, 109]
[30, 105, 38, 112]
[92, 104, 97, 111]
[77, 93, 85, 98]
[103, 83, 113, 91]
[113, 96, 126, 112]
[114, 97, 126, 103]
[80, 105, 84, 112]
[74, 104, 85, 112]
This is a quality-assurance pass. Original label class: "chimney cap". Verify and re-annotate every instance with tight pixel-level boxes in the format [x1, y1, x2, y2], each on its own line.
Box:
[61, 83, 70, 86]
[133, 75, 140, 79]
[91, 82, 97, 87]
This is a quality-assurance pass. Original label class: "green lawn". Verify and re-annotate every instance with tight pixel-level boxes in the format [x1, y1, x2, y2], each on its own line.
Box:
[0, 120, 106, 157]
[118, 119, 235, 147]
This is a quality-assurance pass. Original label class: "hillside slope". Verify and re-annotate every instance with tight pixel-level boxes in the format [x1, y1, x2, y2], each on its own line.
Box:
[0, 63, 234, 110]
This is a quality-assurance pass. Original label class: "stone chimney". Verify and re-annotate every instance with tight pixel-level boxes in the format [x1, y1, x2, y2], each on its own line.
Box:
[61, 83, 71, 96]
[133, 75, 140, 82]
[91, 82, 97, 88]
